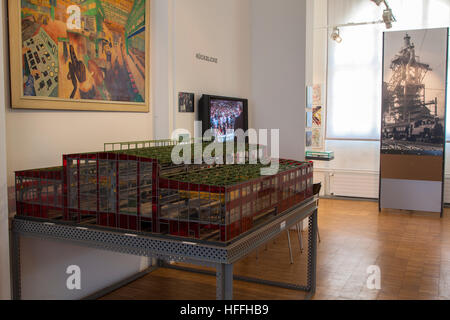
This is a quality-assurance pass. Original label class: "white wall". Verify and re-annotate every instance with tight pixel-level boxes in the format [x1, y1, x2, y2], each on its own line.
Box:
[173, 0, 252, 136]
[20, 238, 150, 300]
[310, 0, 383, 198]
[251, 0, 307, 161]
[153, 0, 175, 140]
[312, 0, 328, 88]
[0, 1, 11, 300]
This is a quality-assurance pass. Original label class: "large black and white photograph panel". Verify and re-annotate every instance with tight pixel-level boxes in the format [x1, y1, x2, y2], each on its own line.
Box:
[381, 28, 448, 156]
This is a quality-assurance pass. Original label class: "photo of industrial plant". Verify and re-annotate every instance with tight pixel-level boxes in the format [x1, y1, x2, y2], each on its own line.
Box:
[381, 28, 448, 156]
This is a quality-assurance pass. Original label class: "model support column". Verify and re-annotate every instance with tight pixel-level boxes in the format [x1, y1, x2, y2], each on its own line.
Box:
[216, 263, 233, 300]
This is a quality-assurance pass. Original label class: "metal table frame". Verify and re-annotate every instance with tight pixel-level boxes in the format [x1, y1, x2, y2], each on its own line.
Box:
[10, 197, 318, 300]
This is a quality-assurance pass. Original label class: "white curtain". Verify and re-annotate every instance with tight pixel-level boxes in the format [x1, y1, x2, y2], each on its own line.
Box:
[327, 0, 450, 140]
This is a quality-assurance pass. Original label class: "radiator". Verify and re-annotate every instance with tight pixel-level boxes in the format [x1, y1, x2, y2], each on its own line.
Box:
[315, 168, 450, 203]
[328, 171, 379, 199]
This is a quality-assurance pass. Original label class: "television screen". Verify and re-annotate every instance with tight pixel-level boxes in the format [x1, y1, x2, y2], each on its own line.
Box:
[199, 95, 248, 142]
[209, 99, 245, 142]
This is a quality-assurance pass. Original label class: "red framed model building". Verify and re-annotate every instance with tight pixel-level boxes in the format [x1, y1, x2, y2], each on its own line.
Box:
[15, 141, 313, 243]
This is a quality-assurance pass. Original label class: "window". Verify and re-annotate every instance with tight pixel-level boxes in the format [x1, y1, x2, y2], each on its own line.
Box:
[327, 0, 450, 141]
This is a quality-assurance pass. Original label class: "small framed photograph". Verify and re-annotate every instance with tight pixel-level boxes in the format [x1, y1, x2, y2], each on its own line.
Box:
[179, 92, 195, 113]
[306, 86, 313, 109]
[313, 106, 322, 127]
[306, 111, 313, 128]
[306, 131, 312, 147]
[312, 128, 322, 148]
[313, 84, 322, 106]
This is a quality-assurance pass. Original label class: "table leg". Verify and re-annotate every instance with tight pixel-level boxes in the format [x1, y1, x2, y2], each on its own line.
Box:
[10, 230, 21, 300]
[307, 209, 318, 297]
[216, 263, 233, 300]
[296, 223, 303, 253]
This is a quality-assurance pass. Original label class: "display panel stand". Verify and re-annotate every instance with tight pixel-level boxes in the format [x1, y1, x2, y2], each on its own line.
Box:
[10, 197, 318, 300]
[379, 28, 449, 217]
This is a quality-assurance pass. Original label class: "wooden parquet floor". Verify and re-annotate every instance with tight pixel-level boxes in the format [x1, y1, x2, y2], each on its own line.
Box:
[102, 199, 450, 300]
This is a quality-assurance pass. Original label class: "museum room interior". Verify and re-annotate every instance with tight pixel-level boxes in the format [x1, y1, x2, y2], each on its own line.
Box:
[0, 0, 450, 303]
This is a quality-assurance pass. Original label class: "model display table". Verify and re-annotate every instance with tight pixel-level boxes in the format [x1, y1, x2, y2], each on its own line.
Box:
[10, 196, 318, 300]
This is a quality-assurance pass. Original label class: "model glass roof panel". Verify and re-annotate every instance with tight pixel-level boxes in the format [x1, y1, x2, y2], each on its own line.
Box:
[160, 161, 307, 187]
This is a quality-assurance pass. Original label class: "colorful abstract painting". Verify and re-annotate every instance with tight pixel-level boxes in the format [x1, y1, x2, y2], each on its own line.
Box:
[313, 106, 322, 127]
[11, 0, 149, 111]
[312, 128, 322, 148]
[312, 84, 321, 106]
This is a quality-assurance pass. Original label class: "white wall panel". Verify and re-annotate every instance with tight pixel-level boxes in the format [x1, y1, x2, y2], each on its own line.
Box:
[174, 0, 251, 135]
[251, 0, 307, 161]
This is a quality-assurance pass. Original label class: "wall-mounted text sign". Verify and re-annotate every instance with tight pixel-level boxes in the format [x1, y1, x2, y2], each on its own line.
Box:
[196, 53, 218, 64]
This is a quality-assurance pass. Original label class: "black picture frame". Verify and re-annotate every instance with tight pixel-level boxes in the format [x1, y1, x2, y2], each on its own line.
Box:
[179, 92, 195, 113]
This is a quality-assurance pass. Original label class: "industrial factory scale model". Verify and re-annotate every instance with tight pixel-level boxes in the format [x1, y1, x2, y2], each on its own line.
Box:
[11, 140, 318, 300]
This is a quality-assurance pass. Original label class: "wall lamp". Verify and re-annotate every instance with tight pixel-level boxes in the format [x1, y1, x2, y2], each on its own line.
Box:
[370, 0, 396, 29]
[331, 27, 342, 43]
[330, 0, 396, 43]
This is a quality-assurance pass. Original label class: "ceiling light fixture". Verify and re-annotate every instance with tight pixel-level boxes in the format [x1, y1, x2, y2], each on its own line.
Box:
[383, 8, 394, 29]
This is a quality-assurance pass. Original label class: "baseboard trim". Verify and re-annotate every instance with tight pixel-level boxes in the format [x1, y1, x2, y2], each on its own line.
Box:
[319, 195, 378, 202]
[320, 196, 450, 208]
